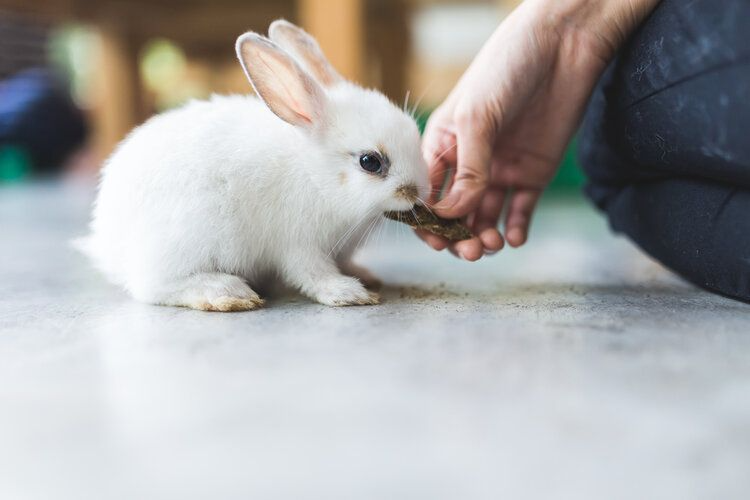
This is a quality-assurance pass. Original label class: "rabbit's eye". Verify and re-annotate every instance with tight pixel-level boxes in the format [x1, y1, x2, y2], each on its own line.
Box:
[359, 153, 383, 174]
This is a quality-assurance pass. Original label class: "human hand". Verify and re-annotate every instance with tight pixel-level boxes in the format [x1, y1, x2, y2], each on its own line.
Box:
[420, 0, 660, 260]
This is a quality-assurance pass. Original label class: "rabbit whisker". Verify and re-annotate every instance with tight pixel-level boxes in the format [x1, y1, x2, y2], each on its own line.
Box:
[355, 215, 381, 251]
[415, 197, 436, 217]
[432, 143, 458, 163]
[360, 215, 382, 250]
[327, 203, 380, 258]
[409, 206, 421, 226]
[409, 80, 434, 118]
[374, 215, 386, 247]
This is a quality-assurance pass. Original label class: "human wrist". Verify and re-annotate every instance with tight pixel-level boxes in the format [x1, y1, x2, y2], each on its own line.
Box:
[527, 0, 661, 62]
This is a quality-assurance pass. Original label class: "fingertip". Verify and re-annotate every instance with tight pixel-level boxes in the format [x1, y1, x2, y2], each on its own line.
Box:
[479, 228, 504, 253]
[431, 191, 461, 217]
[506, 227, 527, 247]
[416, 230, 449, 251]
[432, 189, 478, 219]
[454, 238, 483, 262]
[428, 236, 449, 251]
[504, 189, 540, 248]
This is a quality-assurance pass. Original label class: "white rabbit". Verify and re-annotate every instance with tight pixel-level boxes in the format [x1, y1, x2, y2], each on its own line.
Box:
[77, 20, 429, 311]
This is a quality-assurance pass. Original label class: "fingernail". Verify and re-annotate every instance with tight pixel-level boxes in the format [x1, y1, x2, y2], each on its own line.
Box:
[432, 200, 451, 211]
[433, 192, 459, 211]
[484, 249, 499, 256]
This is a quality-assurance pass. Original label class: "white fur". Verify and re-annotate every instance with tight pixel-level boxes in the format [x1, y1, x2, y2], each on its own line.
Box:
[78, 25, 428, 311]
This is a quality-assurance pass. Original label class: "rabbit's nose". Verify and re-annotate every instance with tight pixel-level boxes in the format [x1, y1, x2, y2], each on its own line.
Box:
[394, 184, 418, 204]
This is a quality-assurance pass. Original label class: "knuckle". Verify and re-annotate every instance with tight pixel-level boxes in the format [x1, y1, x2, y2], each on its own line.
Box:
[456, 169, 489, 189]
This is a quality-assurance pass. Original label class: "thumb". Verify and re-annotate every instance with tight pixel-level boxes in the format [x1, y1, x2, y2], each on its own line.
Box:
[432, 114, 493, 218]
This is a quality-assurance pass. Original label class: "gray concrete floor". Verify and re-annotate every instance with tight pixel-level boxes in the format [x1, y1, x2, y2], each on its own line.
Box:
[2, 183, 750, 500]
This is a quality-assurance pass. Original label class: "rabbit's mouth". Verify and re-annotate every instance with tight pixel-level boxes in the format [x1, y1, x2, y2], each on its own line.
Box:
[394, 184, 419, 204]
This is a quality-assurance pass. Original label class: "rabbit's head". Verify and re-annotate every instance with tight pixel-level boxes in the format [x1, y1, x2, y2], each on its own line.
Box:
[236, 21, 429, 220]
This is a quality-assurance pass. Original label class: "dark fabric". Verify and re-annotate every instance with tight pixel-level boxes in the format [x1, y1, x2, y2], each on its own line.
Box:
[579, 0, 750, 302]
[0, 68, 88, 174]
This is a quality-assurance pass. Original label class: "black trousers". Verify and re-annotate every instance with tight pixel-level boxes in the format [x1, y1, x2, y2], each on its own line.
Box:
[578, 0, 750, 302]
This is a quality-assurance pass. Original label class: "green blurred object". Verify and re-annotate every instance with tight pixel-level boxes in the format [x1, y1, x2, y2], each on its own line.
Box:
[415, 108, 584, 194]
[0, 146, 32, 183]
[550, 137, 585, 193]
[415, 110, 429, 134]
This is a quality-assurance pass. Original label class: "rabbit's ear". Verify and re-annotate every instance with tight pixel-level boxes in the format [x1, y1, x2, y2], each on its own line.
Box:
[268, 19, 343, 87]
[236, 32, 327, 128]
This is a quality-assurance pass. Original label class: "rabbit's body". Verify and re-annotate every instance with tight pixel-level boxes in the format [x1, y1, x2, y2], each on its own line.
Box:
[86, 96, 319, 294]
[80, 22, 428, 311]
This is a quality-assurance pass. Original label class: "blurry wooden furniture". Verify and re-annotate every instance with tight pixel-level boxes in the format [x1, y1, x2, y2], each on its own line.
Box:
[3, 0, 410, 160]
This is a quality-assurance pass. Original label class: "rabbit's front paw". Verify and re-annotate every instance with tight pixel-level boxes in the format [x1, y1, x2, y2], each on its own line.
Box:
[314, 276, 380, 306]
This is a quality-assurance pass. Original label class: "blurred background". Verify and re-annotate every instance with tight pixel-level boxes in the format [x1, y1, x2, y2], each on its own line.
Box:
[0, 0, 581, 188]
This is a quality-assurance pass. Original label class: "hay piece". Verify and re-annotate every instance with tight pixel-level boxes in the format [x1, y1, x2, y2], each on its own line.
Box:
[384, 205, 472, 241]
